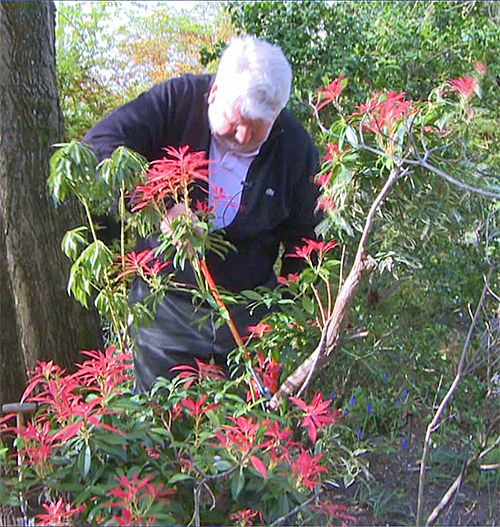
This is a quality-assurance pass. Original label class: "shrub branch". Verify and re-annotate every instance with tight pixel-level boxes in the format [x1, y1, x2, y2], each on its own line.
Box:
[269, 165, 406, 409]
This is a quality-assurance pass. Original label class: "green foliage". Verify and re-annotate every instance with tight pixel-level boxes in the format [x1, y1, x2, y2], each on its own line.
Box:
[48, 141, 151, 348]
[227, 1, 500, 124]
[113, 1, 234, 87]
[0, 351, 351, 526]
[56, 1, 126, 140]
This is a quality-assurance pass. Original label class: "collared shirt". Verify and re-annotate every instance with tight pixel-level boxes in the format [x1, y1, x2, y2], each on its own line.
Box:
[208, 138, 260, 230]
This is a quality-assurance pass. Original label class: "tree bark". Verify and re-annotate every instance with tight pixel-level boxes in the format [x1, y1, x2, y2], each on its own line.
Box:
[0, 220, 24, 407]
[0, 0, 101, 404]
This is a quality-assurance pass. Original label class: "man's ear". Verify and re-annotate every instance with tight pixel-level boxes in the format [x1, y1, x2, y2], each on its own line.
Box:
[208, 83, 218, 105]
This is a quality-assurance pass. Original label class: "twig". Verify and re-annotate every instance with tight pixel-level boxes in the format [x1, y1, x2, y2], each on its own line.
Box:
[270, 490, 323, 526]
[479, 434, 500, 460]
[341, 330, 369, 345]
[427, 411, 500, 524]
[311, 284, 327, 327]
[356, 142, 500, 201]
[426, 467, 468, 526]
[338, 243, 347, 291]
[480, 463, 500, 471]
[445, 435, 473, 526]
[189, 451, 256, 526]
[416, 266, 494, 526]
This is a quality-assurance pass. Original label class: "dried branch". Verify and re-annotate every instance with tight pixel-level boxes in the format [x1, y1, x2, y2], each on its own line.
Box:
[426, 465, 469, 526]
[426, 432, 500, 525]
[416, 265, 494, 526]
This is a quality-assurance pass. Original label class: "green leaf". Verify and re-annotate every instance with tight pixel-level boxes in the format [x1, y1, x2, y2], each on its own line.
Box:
[345, 125, 359, 147]
[231, 469, 245, 499]
[302, 294, 315, 315]
[61, 226, 89, 261]
[78, 443, 92, 479]
[241, 290, 263, 302]
[168, 473, 193, 485]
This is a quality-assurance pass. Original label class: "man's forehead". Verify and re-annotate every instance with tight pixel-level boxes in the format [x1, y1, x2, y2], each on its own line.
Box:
[224, 101, 272, 127]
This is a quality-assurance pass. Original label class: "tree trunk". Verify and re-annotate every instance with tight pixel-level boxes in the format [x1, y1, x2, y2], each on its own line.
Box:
[0, 0, 101, 404]
[0, 219, 24, 407]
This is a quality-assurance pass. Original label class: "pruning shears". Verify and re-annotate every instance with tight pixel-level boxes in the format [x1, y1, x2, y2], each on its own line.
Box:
[198, 256, 272, 401]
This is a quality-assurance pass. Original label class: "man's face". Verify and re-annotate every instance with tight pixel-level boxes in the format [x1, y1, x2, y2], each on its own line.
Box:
[208, 85, 274, 154]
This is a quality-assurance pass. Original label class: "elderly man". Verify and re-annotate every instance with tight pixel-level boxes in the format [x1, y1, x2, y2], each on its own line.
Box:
[84, 36, 320, 392]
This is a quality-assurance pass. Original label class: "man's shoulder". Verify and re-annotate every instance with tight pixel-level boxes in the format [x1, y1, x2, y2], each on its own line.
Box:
[278, 109, 316, 150]
[151, 73, 214, 94]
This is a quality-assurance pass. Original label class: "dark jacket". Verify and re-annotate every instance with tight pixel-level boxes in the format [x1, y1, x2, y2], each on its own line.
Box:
[84, 73, 320, 293]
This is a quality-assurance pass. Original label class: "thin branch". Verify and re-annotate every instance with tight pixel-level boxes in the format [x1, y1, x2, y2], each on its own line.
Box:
[479, 434, 500, 460]
[311, 284, 327, 327]
[358, 166, 409, 252]
[416, 265, 494, 526]
[339, 244, 347, 289]
[427, 433, 500, 525]
[356, 141, 500, 201]
[270, 490, 323, 526]
[310, 100, 337, 137]
[426, 472, 463, 526]
[480, 463, 500, 471]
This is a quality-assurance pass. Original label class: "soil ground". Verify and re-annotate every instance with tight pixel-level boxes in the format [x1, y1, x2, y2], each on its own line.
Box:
[335, 421, 500, 526]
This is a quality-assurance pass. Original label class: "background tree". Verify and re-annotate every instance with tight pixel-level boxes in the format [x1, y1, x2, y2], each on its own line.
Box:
[56, 1, 234, 140]
[55, 1, 124, 142]
[0, 0, 101, 406]
[115, 1, 233, 89]
[227, 1, 500, 120]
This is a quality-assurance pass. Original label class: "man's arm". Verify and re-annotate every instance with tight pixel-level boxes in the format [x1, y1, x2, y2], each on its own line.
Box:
[82, 84, 171, 163]
[82, 74, 212, 164]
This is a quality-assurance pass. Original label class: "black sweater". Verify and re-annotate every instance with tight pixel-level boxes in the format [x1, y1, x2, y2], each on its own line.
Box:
[84, 74, 320, 293]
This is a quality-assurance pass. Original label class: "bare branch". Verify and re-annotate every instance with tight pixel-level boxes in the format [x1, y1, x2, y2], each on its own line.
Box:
[270, 491, 323, 526]
[356, 140, 500, 201]
[480, 463, 500, 471]
[416, 266, 494, 526]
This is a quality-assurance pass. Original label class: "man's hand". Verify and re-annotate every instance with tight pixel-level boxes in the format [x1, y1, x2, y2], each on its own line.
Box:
[160, 204, 204, 257]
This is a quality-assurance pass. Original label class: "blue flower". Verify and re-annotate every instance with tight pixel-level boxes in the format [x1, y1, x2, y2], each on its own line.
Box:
[404, 388, 409, 400]
[367, 404, 373, 414]
[358, 428, 363, 440]
[384, 373, 388, 384]
[350, 394, 356, 407]
[330, 391, 336, 400]
[402, 439, 407, 450]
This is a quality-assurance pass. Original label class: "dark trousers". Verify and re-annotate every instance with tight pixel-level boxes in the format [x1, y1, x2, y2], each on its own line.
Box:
[129, 278, 267, 392]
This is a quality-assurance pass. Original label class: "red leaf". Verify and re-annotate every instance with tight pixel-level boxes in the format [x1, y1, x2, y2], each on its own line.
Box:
[53, 421, 83, 441]
[250, 455, 268, 478]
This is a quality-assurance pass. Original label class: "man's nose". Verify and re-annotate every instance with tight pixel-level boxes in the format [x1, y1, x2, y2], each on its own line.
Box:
[235, 124, 251, 144]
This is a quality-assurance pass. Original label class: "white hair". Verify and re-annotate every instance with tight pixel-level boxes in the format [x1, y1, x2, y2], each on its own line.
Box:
[214, 35, 292, 122]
